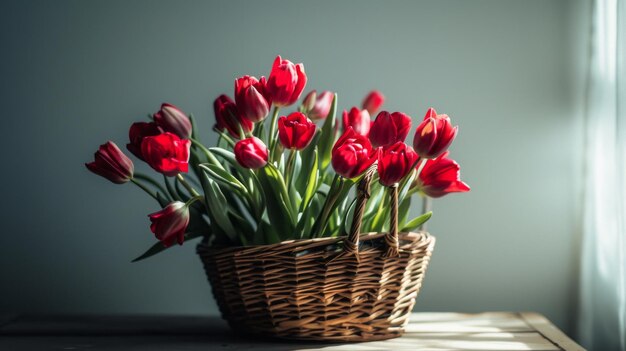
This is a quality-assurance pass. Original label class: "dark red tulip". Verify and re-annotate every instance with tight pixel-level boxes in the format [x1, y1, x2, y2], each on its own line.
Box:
[306, 90, 334, 121]
[127, 122, 162, 160]
[234, 75, 271, 122]
[342, 107, 371, 137]
[148, 201, 190, 247]
[369, 111, 412, 148]
[413, 108, 458, 159]
[266, 55, 307, 107]
[153, 103, 192, 139]
[86, 141, 134, 184]
[332, 127, 378, 179]
[417, 151, 470, 198]
[377, 142, 419, 186]
[141, 132, 191, 176]
[278, 112, 317, 150]
[362, 90, 385, 115]
[213, 94, 253, 139]
[234, 137, 268, 169]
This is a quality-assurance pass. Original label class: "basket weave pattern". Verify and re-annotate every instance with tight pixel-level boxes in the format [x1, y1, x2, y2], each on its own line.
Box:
[198, 232, 434, 341]
[197, 166, 436, 341]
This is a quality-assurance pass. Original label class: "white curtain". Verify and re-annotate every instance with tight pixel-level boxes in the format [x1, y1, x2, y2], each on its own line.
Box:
[578, 0, 626, 349]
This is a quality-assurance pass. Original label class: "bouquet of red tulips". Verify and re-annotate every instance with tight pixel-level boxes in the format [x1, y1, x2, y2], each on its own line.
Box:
[86, 56, 470, 261]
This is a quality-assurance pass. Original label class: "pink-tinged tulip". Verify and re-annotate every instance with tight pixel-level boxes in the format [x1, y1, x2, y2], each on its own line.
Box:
[416, 152, 470, 198]
[302, 90, 317, 112]
[413, 108, 458, 159]
[369, 111, 412, 148]
[332, 127, 378, 179]
[153, 103, 192, 139]
[86, 141, 134, 184]
[342, 107, 371, 137]
[306, 90, 334, 121]
[126, 122, 163, 160]
[377, 142, 419, 186]
[148, 201, 190, 247]
[362, 90, 385, 115]
[213, 94, 254, 138]
[234, 76, 271, 122]
[141, 132, 191, 176]
[234, 137, 268, 169]
[278, 112, 317, 150]
[266, 55, 307, 107]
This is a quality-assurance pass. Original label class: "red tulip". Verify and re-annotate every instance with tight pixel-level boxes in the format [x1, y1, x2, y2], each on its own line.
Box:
[141, 132, 191, 176]
[86, 141, 134, 184]
[306, 90, 334, 121]
[332, 127, 378, 179]
[278, 112, 317, 150]
[213, 94, 253, 138]
[234, 75, 271, 122]
[234, 137, 268, 169]
[377, 142, 419, 186]
[148, 201, 190, 247]
[342, 107, 371, 137]
[153, 103, 192, 139]
[369, 111, 412, 148]
[413, 108, 458, 159]
[362, 90, 385, 115]
[126, 122, 163, 160]
[266, 55, 307, 107]
[417, 152, 470, 198]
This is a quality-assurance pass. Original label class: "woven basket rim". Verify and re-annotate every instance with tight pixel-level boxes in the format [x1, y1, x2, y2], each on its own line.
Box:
[197, 231, 435, 257]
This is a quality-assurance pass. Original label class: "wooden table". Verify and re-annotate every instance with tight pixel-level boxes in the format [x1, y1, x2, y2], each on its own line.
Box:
[0, 312, 584, 350]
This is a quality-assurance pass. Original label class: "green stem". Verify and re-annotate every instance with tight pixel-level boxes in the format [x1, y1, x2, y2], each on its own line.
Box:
[268, 106, 280, 145]
[189, 137, 222, 167]
[415, 158, 428, 179]
[285, 150, 297, 189]
[177, 174, 200, 197]
[212, 127, 236, 148]
[133, 173, 170, 199]
[131, 178, 158, 201]
[312, 174, 344, 238]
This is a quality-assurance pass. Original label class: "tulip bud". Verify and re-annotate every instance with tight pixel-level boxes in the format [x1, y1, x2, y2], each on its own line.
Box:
[378, 142, 419, 186]
[235, 76, 271, 122]
[413, 108, 458, 159]
[153, 103, 192, 139]
[369, 111, 412, 148]
[234, 137, 268, 169]
[331, 127, 378, 179]
[267, 55, 307, 107]
[141, 132, 191, 176]
[148, 201, 190, 247]
[362, 90, 385, 115]
[126, 122, 163, 160]
[302, 90, 317, 113]
[278, 112, 317, 150]
[342, 107, 371, 137]
[307, 90, 334, 121]
[415, 152, 470, 198]
[86, 141, 134, 184]
[213, 94, 254, 139]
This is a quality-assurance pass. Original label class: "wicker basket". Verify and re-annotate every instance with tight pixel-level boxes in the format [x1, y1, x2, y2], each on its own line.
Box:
[197, 167, 436, 342]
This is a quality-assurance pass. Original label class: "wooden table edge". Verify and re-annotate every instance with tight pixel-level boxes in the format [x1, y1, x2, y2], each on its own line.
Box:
[518, 312, 585, 351]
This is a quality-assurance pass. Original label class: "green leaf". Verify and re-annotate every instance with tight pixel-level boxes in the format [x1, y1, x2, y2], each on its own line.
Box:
[131, 230, 205, 262]
[317, 94, 338, 170]
[298, 148, 319, 213]
[203, 177, 238, 242]
[342, 197, 358, 237]
[258, 164, 296, 239]
[199, 163, 247, 194]
[400, 211, 433, 232]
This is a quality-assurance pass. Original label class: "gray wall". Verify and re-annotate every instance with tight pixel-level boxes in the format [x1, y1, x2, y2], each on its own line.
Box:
[0, 0, 589, 335]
